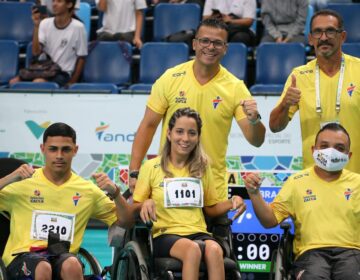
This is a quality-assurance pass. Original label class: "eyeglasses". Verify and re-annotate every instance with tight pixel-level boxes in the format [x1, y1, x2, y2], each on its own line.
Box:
[195, 38, 227, 49]
[310, 28, 343, 39]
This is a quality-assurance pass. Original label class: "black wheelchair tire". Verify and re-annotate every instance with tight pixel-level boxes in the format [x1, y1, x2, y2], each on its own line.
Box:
[113, 241, 150, 280]
[0, 258, 7, 280]
[77, 247, 102, 277]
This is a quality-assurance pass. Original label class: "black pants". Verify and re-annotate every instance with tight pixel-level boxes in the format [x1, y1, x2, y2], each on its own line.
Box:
[293, 247, 360, 280]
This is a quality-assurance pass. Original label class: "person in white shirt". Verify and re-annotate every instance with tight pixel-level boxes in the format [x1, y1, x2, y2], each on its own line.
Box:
[10, 0, 88, 87]
[96, 0, 147, 49]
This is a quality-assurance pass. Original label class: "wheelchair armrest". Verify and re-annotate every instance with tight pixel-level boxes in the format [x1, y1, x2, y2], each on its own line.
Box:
[210, 215, 232, 227]
[108, 224, 126, 248]
[280, 222, 291, 232]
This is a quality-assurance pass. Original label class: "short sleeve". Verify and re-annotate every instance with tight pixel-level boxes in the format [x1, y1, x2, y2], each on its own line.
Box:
[133, 161, 152, 203]
[135, 0, 147, 10]
[269, 179, 294, 223]
[76, 24, 88, 57]
[147, 74, 170, 115]
[234, 80, 253, 121]
[91, 185, 117, 226]
[38, 20, 47, 46]
[203, 165, 220, 206]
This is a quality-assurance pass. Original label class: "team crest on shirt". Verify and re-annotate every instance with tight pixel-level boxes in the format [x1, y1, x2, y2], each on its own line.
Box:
[72, 192, 82, 206]
[347, 83, 356, 97]
[303, 189, 316, 202]
[344, 188, 353, 200]
[30, 189, 44, 203]
[60, 39, 68, 48]
[212, 96, 222, 109]
[175, 91, 187, 104]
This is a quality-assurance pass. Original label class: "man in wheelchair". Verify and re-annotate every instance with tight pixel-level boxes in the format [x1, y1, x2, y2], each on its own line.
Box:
[131, 108, 246, 279]
[0, 122, 132, 280]
[244, 123, 360, 280]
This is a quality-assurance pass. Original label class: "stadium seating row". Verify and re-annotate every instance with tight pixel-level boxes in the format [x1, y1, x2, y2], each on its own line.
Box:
[1, 2, 360, 46]
[1, 40, 360, 94]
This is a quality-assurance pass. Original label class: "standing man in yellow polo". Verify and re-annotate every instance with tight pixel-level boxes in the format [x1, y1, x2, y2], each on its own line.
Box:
[270, 10, 360, 173]
[129, 18, 265, 201]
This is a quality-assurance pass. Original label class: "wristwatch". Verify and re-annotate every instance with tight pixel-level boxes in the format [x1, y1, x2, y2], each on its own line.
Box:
[249, 114, 261, 125]
[129, 170, 139, 179]
[107, 184, 120, 200]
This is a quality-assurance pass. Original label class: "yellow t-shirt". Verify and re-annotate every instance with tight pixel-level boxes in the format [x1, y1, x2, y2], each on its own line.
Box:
[147, 60, 252, 201]
[0, 168, 117, 265]
[270, 167, 360, 259]
[133, 156, 219, 238]
[279, 54, 360, 173]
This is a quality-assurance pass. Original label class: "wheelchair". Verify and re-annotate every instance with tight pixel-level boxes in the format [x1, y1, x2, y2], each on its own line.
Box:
[269, 222, 294, 280]
[0, 157, 103, 279]
[110, 215, 242, 280]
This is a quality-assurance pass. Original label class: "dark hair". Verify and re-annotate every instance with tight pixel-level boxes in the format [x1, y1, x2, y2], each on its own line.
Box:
[65, 0, 76, 12]
[161, 107, 208, 178]
[43, 122, 76, 144]
[195, 18, 229, 38]
[315, 123, 350, 148]
[310, 9, 344, 31]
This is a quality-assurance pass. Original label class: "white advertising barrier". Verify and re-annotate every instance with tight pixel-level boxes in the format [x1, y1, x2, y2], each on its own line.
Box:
[227, 95, 302, 156]
[0, 93, 160, 153]
[0, 93, 301, 157]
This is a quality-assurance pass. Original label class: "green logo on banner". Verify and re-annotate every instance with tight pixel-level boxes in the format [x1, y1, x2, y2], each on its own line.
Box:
[25, 120, 51, 139]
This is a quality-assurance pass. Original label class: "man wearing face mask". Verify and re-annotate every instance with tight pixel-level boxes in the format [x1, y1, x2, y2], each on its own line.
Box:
[244, 123, 360, 280]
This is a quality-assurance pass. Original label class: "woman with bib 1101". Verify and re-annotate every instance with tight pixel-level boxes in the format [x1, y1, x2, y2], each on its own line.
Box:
[132, 107, 246, 280]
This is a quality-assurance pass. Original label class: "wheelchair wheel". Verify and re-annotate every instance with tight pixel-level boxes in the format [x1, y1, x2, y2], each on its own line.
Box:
[113, 241, 150, 280]
[77, 247, 102, 277]
[0, 258, 7, 280]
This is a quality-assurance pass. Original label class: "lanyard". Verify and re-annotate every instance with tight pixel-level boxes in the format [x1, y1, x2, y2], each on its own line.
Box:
[315, 55, 345, 114]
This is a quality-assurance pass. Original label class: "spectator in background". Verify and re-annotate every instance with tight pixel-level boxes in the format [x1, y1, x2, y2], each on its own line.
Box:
[203, 0, 257, 46]
[269, 10, 360, 174]
[40, 0, 80, 15]
[9, 0, 87, 87]
[261, 0, 307, 43]
[96, 0, 147, 49]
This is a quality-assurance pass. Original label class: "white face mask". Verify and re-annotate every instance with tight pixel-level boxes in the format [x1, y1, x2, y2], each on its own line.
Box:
[313, 147, 349, 172]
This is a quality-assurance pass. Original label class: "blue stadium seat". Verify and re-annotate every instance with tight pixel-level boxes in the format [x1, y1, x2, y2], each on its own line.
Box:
[83, 42, 132, 88]
[69, 83, 118, 93]
[128, 42, 189, 93]
[327, 3, 360, 43]
[0, 2, 34, 46]
[76, 2, 91, 41]
[304, 4, 314, 52]
[153, 3, 201, 41]
[10, 82, 59, 90]
[250, 43, 306, 95]
[342, 43, 360, 58]
[221, 43, 247, 81]
[0, 40, 19, 85]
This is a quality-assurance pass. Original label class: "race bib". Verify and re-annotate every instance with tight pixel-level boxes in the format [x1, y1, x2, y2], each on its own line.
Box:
[30, 210, 75, 243]
[164, 177, 203, 208]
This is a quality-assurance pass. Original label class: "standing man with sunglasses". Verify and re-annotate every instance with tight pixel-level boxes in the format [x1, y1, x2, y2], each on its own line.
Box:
[270, 10, 360, 174]
[129, 18, 265, 202]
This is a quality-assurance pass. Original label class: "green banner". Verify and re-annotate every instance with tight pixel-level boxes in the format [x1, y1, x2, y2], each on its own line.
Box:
[238, 261, 272, 273]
